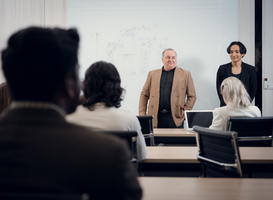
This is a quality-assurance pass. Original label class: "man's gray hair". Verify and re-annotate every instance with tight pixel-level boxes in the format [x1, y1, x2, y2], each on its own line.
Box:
[162, 48, 177, 58]
[220, 77, 251, 108]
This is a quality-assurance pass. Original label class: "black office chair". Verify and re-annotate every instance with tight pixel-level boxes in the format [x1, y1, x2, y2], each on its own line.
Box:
[137, 115, 155, 146]
[0, 192, 89, 200]
[193, 125, 243, 178]
[98, 130, 138, 166]
[227, 116, 273, 147]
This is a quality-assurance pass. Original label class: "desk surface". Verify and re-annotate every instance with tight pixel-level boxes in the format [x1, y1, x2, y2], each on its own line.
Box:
[153, 128, 195, 137]
[138, 177, 273, 200]
[140, 146, 273, 164]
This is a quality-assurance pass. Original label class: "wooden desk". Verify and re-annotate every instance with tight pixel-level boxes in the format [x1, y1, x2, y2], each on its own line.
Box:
[141, 146, 273, 164]
[138, 177, 273, 200]
[153, 128, 195, 137]
[153, 128, 197, 145]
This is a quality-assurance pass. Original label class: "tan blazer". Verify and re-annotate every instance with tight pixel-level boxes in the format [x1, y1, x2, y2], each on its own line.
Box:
[139, 67, 196, 127]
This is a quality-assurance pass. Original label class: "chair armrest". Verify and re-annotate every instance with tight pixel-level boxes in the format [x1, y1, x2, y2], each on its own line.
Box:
[197, 155, 237, 168]
[238, 136, 272, 141]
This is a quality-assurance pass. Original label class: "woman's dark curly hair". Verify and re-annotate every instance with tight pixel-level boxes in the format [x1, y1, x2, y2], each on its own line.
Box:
[82, 61, 124, 109]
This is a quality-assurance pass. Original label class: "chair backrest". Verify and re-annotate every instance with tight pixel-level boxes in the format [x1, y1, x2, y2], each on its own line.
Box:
[137, 115, 155, 146]
[99, 130, 137, 154]
[97, 130, 138, 164]
[137, 115, 154, 134]
[227, 117, 273, 147]
[193, 125, 242, 178]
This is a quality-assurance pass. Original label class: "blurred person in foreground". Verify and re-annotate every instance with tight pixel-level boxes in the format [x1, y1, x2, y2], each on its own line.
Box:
[66, 61, 147, 161]
[0, 82, 11, 115]
[209, 77, 261, 130]
[0, 26, 142, 199]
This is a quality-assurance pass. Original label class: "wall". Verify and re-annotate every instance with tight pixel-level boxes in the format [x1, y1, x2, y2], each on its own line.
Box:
[238, 0, 255, 66]
[0, 0, 66, 83]
[0, 0, 272, 116]
[262, 0, 273, 116]
[67, 0, 240, 114]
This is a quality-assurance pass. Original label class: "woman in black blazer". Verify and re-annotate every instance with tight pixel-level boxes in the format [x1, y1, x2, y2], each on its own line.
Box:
[216, 41, 257, 106]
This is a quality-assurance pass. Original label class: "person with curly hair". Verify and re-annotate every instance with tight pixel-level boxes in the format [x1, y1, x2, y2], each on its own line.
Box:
[67, 61, 147, 161]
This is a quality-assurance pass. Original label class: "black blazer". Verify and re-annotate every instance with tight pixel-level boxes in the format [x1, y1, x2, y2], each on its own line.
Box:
[0, 108, 142, 200]
[216, 62, 257, 106]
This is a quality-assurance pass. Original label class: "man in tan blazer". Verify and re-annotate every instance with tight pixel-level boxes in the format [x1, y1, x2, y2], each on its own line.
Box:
[139, 48, 196, 128]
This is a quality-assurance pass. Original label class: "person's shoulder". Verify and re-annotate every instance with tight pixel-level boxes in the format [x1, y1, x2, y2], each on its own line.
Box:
[66, 105, 91, 124]
[242, 62, 255, 71]
[249, 105, 262, 116]
[242, 62, 254, 68]
[219, 62, 231, 69]
[113, 108, 140, 129]
[144, 68, 161, 81]
[176, 67, 188, 72]
[175, 67, 192, 76]
[213, 106, 222, 113]
[115, 108, 135, 117]
[214, 106, 229, 115]
[148, 68, 161, 75]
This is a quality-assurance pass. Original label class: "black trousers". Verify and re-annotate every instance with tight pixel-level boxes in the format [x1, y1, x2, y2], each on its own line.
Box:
[157, 112, 184, 128]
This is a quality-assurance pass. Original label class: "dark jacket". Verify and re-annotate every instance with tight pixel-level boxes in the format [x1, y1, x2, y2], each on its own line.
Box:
[0, 107, 142, 200]
[216, 62, 257, 106]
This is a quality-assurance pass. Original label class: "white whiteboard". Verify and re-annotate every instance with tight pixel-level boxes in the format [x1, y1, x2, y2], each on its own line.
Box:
[67, 0, 238, 114]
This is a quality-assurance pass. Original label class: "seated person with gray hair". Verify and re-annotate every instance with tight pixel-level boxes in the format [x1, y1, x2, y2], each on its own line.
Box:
[209, 77, 261, 130]
[66, 61, 147, 161]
